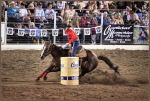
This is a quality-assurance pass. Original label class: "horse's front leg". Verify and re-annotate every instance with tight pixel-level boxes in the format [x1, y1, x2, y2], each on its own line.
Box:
[36, 65, 60, 81]
[36, 64, 54, 81]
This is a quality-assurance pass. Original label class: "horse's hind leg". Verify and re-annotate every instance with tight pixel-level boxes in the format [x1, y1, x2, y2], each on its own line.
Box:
[98, 56, 120, 74]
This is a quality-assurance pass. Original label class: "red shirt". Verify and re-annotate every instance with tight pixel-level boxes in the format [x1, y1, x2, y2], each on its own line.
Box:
[65, 28, 79, 44]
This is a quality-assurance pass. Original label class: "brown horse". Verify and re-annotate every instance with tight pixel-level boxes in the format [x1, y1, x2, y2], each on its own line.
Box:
[36, 41, 119, 81]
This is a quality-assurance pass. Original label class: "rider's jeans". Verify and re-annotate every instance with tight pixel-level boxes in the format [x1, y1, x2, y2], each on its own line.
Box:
[72, 39, 80, 57]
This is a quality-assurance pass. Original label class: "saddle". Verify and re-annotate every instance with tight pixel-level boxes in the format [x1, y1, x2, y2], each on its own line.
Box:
[75, 46, 87, 58]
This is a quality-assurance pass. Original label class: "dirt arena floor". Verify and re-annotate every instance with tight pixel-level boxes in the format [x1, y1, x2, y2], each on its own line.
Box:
[1, 49, 149, 101]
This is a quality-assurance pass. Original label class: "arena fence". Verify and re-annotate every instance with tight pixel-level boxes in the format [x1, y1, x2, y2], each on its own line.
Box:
[1, 10, 149, 45]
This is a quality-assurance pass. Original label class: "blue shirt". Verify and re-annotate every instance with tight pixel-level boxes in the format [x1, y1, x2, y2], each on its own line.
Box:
[7, 8, 19, 16]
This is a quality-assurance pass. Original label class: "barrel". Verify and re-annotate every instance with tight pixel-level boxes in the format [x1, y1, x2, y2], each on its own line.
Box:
[61, 57, 79, 85]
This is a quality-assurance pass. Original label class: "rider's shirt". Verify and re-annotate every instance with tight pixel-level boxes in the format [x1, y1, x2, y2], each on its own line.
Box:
[65, 28, 79, 44]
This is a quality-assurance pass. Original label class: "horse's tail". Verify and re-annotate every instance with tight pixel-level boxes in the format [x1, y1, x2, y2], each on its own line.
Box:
[98, 56, 120, 74]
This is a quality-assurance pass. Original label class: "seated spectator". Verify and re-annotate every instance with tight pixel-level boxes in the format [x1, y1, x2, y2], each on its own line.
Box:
[103, 12, 110, 24]
[7, 1, 20, 22]
[35, 2, 47, 28]
[28, 3, 35, 22]
[90, 13, 98, 45]
[140, 11, 149, 26]
[45, 3, 55, 22]
[56, 1, 66, 13]
[19, 2, 30, 23]
[28, 22, 41, 43]
[115, 13, 124, 24]
[71, 12, 79, 28]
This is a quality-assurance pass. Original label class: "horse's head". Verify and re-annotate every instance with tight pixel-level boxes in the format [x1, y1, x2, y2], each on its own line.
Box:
[40, 41, 54, 60]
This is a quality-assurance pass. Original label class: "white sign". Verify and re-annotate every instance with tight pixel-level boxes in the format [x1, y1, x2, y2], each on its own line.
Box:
[74, 28, 80, 35]
[7, 28, 13, 35]
[95, 26, 101, 34]
[41, 29, 47, 37]
[18, 29, 25, 36]
[84, 28, 91, 35]
[29, 29, 36, 36]
[52, 29, 59, 36]
[63, 29, 67, 36]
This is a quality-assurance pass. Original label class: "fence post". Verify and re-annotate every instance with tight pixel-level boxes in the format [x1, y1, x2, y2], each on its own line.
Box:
[53, 12, 56, 44]
[100, 13, 103, 45]
[4, 11, 7, 45]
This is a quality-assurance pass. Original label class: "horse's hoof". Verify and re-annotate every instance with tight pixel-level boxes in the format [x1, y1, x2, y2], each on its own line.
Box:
[43, 76, 47, 81]
[36, 77, 40, 81]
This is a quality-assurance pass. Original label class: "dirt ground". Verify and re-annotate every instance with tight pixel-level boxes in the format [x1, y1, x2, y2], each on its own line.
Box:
[1, 49, 149, 101]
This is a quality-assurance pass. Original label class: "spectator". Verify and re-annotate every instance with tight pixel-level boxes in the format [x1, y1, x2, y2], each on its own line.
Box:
[76, 5, 84, 17]
[28, 22, 41, 43]
[110, 14, 117, 24]
[28, 3, 35, 22]
[19, 2, 30, 23]
[80, 13, 89, 28]
[35, 2, 47, 28]
[90, 13, 98, 45]
[61, 4, 71, 17]
[45, 3, 55, 22]
[92, 4, 99, 15]
[140, 11, 149, 26]
[71, 12, 79, 28]
[1, 1, 8, 21]
[115, 13, 124, 24]
[136, 28, 148, 42]
[7, 1, 20, 22]
[70, 5, 76, 19]
[56, 1, 66, 13]
[103, 12, 110, 24]
[127, 11, 140, 25]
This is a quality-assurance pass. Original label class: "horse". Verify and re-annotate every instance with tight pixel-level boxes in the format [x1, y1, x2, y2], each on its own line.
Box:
[36, 41, 119, 81]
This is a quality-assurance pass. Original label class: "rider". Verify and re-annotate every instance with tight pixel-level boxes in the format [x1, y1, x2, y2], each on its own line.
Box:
[62, 23, 80, 57]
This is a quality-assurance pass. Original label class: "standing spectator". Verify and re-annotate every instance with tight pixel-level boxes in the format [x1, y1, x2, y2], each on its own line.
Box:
[61, 4, 71, 24]
[80, 13, 89, 43]
[92, 4, 99, 15]
[136, 28, 148, 42]
[103, 12, 110, 24]
[140, 11, 149, 26]
[35, 2, 46, 28]
[116, 13, 124, 24]
[110, 14, 117, 24]
[71, 12, 79, 28]
[90, 13, 98, 45]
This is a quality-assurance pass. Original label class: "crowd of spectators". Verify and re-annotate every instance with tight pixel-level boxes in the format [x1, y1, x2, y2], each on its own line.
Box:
[1, 1, 149, 44]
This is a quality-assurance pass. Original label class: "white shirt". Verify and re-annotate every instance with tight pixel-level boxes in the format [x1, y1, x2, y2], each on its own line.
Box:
[57, 1, 66, 10]
[35, 8, 45, 17]
[19, 8, 28, 16]
[45, 9, 55, 19]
